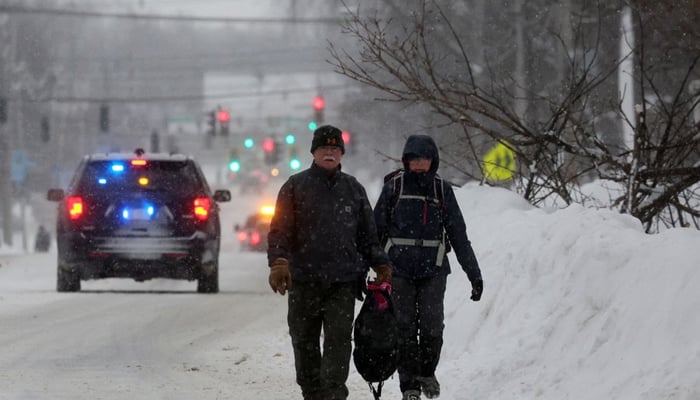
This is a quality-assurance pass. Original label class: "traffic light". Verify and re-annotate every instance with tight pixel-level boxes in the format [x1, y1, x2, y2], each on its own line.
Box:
[243, 137, 254, 149]
[229, 147, 241, 173]
[342, 130, 354, 155]
[40, 116, 50, 143]
[262, 138, 275, 152]
[0, 97, 7, 124]
[308, 121, 318, 131]
[313, 95, 324, 124]
[218, 109, 230, 136]
[289, 146, 301, 171]
[263, 138, 280, 165]
[206, 110, 216, 136]
[285, 133, 296, 145]
[273, 141, 282, 164]
[99, 104, 109, 133]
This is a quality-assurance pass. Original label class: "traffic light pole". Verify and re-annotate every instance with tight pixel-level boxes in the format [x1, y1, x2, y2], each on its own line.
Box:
[0, 18, 17, 247]
[0, 119, 12, 246]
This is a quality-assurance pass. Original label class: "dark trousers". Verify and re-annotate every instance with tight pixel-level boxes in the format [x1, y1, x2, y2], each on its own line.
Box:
[392, 274, 447, 393]
[288, 281, 356, 400]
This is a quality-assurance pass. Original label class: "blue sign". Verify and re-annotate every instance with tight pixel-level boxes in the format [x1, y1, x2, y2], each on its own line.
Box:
[10, 149, 34, 183]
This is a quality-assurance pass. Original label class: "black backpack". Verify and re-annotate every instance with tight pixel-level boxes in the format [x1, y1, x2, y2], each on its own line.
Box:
[353, 283, 399, 399]
[383, 169, 447, 219]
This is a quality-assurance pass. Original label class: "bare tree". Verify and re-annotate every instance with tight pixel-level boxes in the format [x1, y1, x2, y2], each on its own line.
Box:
[329, 0, 700, 232]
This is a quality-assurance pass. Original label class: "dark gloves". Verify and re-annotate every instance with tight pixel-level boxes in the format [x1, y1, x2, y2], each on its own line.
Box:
[269, 258, 292, 295]
[372, 264, 392, 284]
[470, 278, 483, 301]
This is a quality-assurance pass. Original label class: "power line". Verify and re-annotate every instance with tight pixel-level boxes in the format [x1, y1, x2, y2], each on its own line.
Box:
[49, 45, 326, 63]
[0, 4, 344, 24]
[4, 83, 350, 104]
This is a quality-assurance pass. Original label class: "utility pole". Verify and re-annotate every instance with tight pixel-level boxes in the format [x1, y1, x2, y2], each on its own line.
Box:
[0, 104, 11, 247]
[619, 5, 636, 153]
[0, 16, 17, 247]
[513, 0, 527, 123]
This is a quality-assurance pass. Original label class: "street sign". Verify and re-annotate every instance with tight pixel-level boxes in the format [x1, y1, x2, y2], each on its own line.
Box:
[10, 149, 34, 183]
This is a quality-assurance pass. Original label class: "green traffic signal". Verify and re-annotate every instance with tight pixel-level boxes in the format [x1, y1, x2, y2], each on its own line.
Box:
[290, 158, 301, 171]
[285, 133, 296, 145]
[229, 160, 241, 172]
[308, 121, 317, 131]
[243, 137, 254, 149]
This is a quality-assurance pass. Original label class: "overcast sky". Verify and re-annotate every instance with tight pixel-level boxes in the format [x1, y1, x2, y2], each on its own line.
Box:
[73, 0, 285, 17]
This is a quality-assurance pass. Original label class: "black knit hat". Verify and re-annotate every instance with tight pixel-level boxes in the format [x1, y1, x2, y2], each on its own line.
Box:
[310, 125, 345, 154]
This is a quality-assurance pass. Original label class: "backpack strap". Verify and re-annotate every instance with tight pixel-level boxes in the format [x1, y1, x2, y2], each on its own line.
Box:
[388, 170, 404, 217]
[434, 175, 445, 215]
[384, 172, 448, 266]
[434, 175, 449, 259]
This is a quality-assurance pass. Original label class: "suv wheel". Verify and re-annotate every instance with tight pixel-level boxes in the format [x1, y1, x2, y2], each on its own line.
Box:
[197, 260, 219, 293]
[57, 263, 81, 292]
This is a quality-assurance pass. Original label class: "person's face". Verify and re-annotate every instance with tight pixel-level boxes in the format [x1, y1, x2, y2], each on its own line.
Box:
[312, 145, 343, 171]
[408, 157, 432, 173]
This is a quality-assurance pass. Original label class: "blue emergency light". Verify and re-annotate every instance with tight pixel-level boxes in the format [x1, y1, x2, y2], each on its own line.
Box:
[120, 202, 155, 220]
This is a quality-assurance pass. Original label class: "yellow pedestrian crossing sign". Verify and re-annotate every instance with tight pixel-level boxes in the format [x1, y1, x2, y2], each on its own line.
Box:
[482, 141, 516, 181]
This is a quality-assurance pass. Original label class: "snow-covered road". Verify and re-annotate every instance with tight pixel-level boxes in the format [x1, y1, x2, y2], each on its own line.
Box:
[0, 186, 394, 400]
[0, 187, 321, 400]
[0, 250, 300, 399]
[3, 182, 700, 400]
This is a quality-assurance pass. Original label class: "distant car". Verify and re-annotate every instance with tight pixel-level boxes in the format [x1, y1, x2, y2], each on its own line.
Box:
[238, 168, 269, 195]
[47, 148, 231, 293]
[235, 205, 274, 252]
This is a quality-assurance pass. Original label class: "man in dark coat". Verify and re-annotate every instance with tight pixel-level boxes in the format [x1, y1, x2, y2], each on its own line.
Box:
[374, 134, 483, 400]
[267, 125, 392, 400]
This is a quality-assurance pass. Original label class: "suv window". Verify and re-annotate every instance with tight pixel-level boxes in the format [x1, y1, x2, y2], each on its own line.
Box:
[76, 160, 204, 196]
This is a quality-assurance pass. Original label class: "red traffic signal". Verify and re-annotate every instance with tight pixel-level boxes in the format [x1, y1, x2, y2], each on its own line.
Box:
[217, 109, 230, 123]
[262, 138, 275, 152]
[313, 95, 325, 124]
[312, 95, 325, 111]
[263, 139, 281, 165]
[341, 131, 351, 143]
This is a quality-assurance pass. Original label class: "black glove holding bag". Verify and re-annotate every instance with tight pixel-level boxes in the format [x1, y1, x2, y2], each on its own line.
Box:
[470, 278, 483, 301]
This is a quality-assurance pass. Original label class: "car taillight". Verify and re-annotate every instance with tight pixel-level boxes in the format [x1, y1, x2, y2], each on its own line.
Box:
[250, 231, 261, 246]
[237, 231, 248, 242]
[193, 197, 211, 221]
[66, 196, 84, 220]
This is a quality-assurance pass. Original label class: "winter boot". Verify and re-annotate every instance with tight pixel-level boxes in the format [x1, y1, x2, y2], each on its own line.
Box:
[402, 389, 421, 400]
[418, 376, 440, 399]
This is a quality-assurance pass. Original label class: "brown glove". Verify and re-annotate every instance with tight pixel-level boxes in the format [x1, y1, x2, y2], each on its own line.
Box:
[269, 258, 292, 295]
[372, 264, 392, 284]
